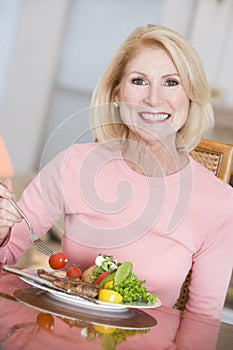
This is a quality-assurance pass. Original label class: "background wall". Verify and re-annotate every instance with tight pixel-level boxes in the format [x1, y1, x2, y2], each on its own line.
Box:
[0, 0, 69, 173]
[0, 0, 233, 174]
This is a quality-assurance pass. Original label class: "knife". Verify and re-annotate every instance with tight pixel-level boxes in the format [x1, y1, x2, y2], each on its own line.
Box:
[3, 265, 100, 304]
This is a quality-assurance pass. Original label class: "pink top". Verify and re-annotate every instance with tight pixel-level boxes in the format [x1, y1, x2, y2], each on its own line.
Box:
[1, 142, 233, 319]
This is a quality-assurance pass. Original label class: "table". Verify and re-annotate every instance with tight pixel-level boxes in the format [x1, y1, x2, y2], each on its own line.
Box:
[0, 268, 232, 350]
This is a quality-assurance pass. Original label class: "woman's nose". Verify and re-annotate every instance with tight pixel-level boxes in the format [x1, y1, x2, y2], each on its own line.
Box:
[143, 85, 163, 106]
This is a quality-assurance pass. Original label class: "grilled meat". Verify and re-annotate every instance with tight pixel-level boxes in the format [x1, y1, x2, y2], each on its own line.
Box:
[37, 269, 99, 298]
[37, 269, 61, 283]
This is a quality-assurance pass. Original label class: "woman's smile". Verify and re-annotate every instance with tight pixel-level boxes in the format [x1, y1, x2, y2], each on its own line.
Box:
[139, 111, 171, 123]
[118, 46, 190, 142]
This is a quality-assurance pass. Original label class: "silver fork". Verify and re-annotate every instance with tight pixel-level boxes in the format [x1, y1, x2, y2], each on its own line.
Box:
[9, 198, 55, 256]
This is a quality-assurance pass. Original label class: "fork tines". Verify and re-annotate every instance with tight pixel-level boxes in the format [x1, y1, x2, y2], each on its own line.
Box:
[31, 239, 55, 256]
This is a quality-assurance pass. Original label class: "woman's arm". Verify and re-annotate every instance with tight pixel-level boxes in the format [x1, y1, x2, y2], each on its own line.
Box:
[186, 191, 233, 319]
[0, 149, 67, 265]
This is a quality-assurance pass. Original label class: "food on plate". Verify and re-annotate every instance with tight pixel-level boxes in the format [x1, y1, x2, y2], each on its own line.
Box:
[82, 264, 96, 283]
[98, 289, 123, 304]
[38, 254, 157, 305]
[94, 271, 110, 284]
[48, 252, 68, 270]
[66, 265, 82, 279]
[90, 254, 157, 304]
[37, 269, 99, 298]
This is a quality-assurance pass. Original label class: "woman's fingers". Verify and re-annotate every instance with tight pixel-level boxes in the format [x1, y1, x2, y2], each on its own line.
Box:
[0, 179, 13, 199]
[0, 180, 21, 223]
[2, 178, 13, 192]
[0, 179, 22, 243]
[0, 198, 21, 222]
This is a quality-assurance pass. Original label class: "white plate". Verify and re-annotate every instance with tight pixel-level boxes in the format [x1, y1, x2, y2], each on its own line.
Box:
[4, 266, 161, 312]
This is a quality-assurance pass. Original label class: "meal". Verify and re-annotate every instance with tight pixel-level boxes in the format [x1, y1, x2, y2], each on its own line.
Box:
[38, 254, 157, 305]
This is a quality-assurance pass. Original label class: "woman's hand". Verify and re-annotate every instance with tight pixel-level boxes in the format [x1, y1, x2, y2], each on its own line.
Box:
[0, 179, 22, 244]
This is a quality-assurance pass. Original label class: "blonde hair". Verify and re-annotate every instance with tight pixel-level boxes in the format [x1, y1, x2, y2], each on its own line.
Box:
[90, 24, 214, 152]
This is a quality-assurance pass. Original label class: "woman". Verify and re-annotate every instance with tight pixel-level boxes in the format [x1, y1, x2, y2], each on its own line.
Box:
[0, 24, 233, 319]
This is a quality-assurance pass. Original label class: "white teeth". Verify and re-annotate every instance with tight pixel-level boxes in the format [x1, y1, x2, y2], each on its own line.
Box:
[140, 113, 170, 121]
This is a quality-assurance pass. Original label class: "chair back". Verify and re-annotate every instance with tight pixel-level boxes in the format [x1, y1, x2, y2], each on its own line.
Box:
[190, 139, 233, 182]
[174, 139, 233, 311]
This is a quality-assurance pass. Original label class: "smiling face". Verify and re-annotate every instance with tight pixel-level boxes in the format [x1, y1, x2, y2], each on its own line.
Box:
[117, 46, 190, 145]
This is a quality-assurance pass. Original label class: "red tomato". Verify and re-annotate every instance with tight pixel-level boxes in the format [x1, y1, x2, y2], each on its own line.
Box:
[66, 265, 82, 279]
[36, 313, 54, 332]
[95, 271, 110, 284]
[49, 252, 68, 270]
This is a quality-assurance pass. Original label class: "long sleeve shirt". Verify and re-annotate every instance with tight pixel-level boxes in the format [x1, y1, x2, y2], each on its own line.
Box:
[1, 142, 233, 319]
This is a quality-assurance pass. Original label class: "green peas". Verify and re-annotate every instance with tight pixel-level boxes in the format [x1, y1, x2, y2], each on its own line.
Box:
[111, 272, 157, 304]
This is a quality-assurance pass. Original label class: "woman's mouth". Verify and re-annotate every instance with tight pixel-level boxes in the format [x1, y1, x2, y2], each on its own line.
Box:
[139, 112, 171, 122]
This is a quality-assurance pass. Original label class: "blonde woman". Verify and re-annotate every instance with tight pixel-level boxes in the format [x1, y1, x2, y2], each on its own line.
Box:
[0, 25, 232, 319]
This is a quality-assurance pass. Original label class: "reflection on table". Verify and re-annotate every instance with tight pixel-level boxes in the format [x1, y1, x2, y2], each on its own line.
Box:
[0, 268, 232, 350]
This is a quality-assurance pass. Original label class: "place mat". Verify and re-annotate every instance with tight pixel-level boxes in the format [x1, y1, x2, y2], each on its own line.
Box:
[14, 288, 157, 330]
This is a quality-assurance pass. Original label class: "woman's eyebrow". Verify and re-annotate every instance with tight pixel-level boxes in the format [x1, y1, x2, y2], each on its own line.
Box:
[127, 71, 180, 78]
[162, 73, 180, 78]
[127, 70, 148, 77]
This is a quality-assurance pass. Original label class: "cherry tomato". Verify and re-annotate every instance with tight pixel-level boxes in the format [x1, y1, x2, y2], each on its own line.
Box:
[36, 313, 54, 332]
[95, 271, 110, 284]
[49, 252, 68, 270]
[66, 265, 82, 279]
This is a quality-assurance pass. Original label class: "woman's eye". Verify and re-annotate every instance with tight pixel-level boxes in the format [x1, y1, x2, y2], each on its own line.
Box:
[131, 78, 147, 86]
[165, 79, 179, 87]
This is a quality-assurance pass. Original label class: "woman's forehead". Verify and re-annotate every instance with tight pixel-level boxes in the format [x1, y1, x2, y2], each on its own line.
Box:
[123, 46, 178, 77]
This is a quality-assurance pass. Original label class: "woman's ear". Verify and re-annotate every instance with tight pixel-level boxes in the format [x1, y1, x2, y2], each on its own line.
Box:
[114, 93, 119, 103]
[113, 95, 119, 108]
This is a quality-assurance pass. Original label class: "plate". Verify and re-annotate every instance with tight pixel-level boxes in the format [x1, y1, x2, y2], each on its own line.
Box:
[14, 287, 158, 329]
[3, 266, 161, 312]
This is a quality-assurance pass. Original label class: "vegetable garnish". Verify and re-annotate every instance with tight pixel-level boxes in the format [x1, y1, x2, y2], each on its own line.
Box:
[112, 272, 156, 304]
[91, 255, 118, 282]
[93, 254, 157, 304]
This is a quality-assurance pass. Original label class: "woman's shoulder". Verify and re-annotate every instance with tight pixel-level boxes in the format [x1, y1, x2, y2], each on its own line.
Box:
[61, 142, 98, 161]
[68, 141, 97, 153]
[60, 141, 117, 169]
[189, 156, 233, 199]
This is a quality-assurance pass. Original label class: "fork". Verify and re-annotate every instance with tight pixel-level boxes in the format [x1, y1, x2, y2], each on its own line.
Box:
[9, 198, 55, 257]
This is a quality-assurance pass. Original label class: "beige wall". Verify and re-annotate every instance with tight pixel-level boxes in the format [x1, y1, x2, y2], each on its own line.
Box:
[0, 0, 69, 174]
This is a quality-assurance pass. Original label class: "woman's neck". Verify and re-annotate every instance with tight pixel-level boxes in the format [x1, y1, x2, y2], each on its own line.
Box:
[121, 134, 189, 177]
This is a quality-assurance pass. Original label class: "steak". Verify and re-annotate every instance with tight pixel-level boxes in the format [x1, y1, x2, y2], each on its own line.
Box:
[37, 269, 99, 298]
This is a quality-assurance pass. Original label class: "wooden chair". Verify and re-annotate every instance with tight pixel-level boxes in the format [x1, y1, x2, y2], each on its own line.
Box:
[174, 139, 233, 311]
